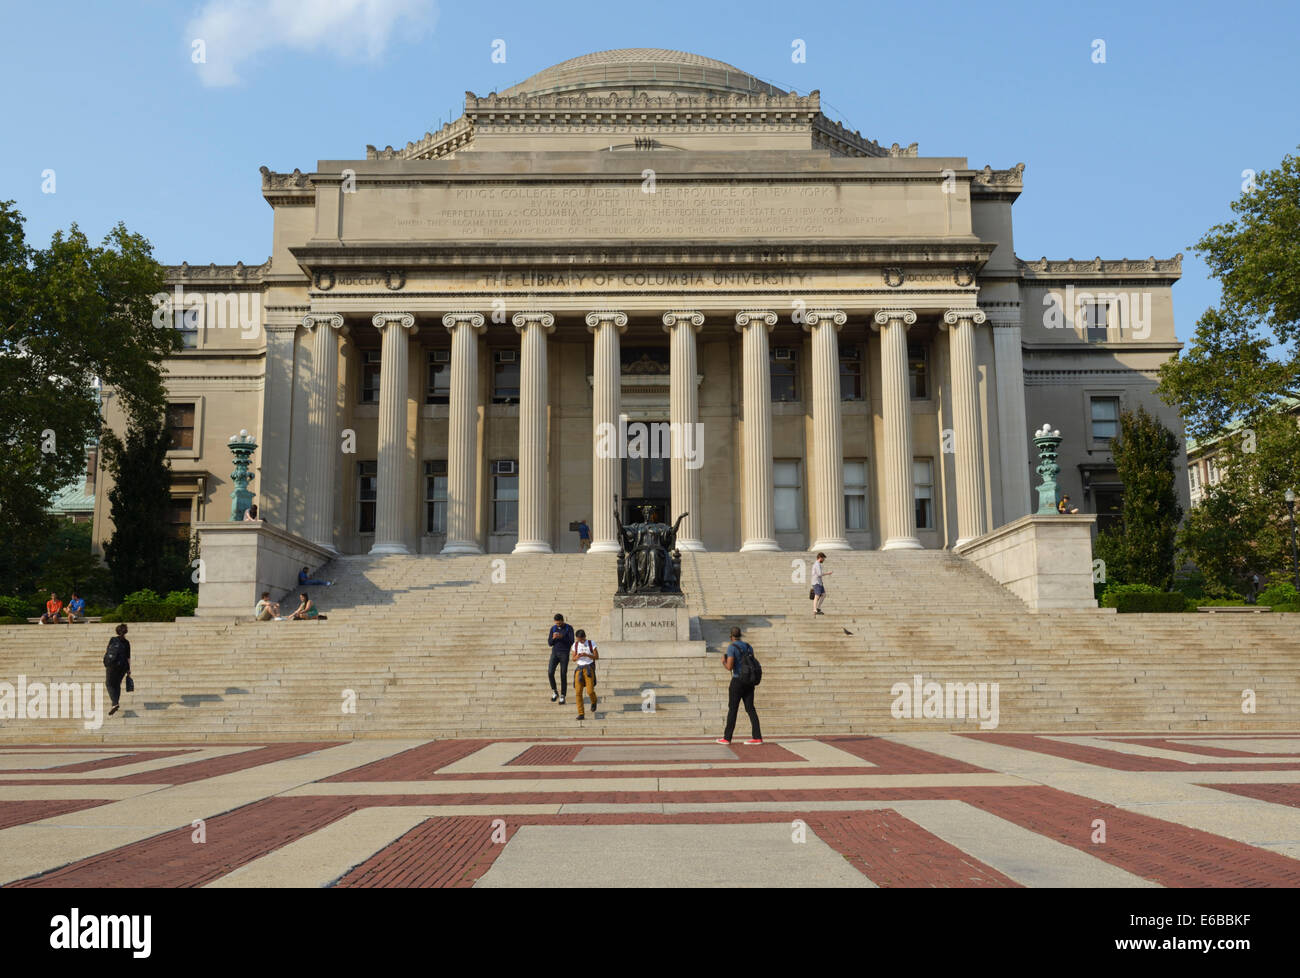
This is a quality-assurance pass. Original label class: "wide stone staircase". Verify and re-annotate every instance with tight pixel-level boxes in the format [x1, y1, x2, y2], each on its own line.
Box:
[1, 550, 1297, 742]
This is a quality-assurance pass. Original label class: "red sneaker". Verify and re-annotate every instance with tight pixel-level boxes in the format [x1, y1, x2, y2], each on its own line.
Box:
[744, 739, 763, 745]
[715, 738, 731, 745]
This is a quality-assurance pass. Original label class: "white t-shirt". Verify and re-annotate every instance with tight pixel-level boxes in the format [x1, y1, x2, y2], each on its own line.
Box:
[811, 561, 825, 586]
[572, 640, 596, 667]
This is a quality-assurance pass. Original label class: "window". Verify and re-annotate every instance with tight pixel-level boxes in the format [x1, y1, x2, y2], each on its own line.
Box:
[913, 458, 934, 530]
[361, 351, 381, 404]
[844, 460, 868, 531]
[908, 345, 928, 399]
[1207, 458, 1220, 485]
[774, 460, 802, 532]
[770, 348, 798, 402]
[166, 403, 195, 451]
[493, 351, 519, 404]
[1189, 465, 1200, 491]
[1094, 487, 1123, 534]
[1090, 396, 1120, 443]
[839, 346, 863, 401]
[424, 460, 448, 534]
[426, 351, 451, 404]
[166, 497, 192, 541]
[358, 461, 377, 533]
[1084, 302, 1109, 343]
[176, 305, 199, 349]
[492, 460, 518, 532]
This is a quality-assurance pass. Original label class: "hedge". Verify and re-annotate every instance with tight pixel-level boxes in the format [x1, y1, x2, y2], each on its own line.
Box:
[0, 596, 35, 619]
[112, 602, 178, 622]
[0, 616, 28, 626]
[1110, 591, 1190, 614]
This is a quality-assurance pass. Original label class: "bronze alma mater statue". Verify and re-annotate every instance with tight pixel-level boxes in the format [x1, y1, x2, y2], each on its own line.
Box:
[615, 505, 688, 594]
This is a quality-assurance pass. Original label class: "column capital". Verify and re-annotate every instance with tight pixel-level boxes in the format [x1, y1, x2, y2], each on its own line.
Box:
[442, 310, 486, 333]
[800, 308, 847, 332]
[513, 311, 556, 334]
[662, 310, 705, 332]
[871, 308, 917, 331]
[734, 309, 778, 331]
[372, 311, 417, 335]
[301, 313, 344, 332]
[585, 310, 628, 333]
[940, 307, 988, 329]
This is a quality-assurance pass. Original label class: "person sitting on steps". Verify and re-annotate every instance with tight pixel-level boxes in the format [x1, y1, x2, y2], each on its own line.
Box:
[290, 592, 327, 621]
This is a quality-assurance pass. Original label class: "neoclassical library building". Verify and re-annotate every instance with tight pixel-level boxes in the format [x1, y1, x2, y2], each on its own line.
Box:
[93, 48, 1188, 557]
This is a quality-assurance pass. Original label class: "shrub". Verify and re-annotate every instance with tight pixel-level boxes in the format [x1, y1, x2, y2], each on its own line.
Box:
[1110, 591, 1191, 613]
[1258, 582, 1299, 607]
[163, 590, 197, 617]
[121, 588, 163, 605]
[0, 596, 35, 619]
[1099, 583, 1161, 608]
[1197, 597, 1249, 607]
[115, 602, 176, 622]
[0, 616, 28, 626]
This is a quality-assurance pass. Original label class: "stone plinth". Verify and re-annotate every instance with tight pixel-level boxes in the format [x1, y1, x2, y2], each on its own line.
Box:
[954, 514, 1098, 611]
[604, 592, 702, 655]
[194, 521, 334, 618]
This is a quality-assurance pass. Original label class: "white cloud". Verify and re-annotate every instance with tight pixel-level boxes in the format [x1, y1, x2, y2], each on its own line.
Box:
[187, 0, 438, 87]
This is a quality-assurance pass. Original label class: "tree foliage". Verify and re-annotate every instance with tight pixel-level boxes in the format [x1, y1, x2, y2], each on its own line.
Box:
[0, 200, 174, 595]
[1093, 406, 1183, 590]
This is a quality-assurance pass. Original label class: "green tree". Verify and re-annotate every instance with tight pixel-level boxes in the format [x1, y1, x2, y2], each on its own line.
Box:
[1094, 406, 1183, 590]
[1158, 147, 1300, 591]
[101, 416, 190, 597]
[0, 201, 173, 594]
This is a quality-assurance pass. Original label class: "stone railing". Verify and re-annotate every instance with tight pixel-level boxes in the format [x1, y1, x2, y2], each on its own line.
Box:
[954, 514, 1099, 611]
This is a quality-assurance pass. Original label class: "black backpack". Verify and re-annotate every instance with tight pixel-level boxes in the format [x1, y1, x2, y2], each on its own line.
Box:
[733, 642, 762, 687]
[103, 636, 128, 670]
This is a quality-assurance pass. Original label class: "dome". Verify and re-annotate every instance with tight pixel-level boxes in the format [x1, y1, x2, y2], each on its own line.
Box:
[498, 48, 787, 99]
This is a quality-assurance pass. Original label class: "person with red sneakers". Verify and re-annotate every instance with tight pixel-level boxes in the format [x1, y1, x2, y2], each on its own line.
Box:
[716, 626, 762, 746]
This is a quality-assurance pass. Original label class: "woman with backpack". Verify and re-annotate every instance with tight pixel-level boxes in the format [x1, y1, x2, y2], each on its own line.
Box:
[103, 623, 131, 717]
[716, 626, 762, 745]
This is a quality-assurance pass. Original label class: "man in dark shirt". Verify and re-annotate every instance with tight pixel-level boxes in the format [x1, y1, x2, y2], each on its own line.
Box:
[547, 613, 575, 704]
[716, 626, 763, 745]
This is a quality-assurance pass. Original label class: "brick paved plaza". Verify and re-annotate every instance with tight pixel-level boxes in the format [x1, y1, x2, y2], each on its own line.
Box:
[3, 732, 1299, 888]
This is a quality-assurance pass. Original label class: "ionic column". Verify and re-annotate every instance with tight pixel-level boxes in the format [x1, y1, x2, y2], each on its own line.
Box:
[586, 310, 627, 554]
[804, 308, 851, 551]
[301, 313, 344, 553]
[662, 310, 705, 552]
[943, 308, 989, 546]
[735, 310, 780, 552]
[441, 311, 485, 555]
[992, 313, 1032, 522]
[513, 311, 555, 554]
[872, 308, 922, 550]
[369, 312, 416, 555]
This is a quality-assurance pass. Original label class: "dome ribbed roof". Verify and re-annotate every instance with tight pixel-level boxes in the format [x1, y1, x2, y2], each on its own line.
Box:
[498, 48, 786, 98]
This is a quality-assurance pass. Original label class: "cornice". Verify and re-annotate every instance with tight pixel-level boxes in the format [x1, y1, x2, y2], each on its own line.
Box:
[1016, 254, 1183, 279]
[165, 260, 271, 286]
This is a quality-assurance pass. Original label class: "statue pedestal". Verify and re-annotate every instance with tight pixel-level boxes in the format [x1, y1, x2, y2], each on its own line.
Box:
[600, 593, 705, 657]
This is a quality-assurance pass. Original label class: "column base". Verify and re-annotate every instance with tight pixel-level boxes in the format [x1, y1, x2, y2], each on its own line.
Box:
[369, 542, 411, 555]
[881, 537, 923, 551]
[512, 541, 554, 554]
[440, 540, 484, 555]
[676, 538, 705, 552]
[740, 538, 781, 552]
[588, 541, 621, 554]
[810, 538, 851, 552]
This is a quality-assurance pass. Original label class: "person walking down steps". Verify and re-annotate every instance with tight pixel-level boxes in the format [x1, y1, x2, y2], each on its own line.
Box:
[571, 629, 599, 721]
[103, 623, 132, 717]
[811, 552, 832, 616]
[547, 613, 574, 704]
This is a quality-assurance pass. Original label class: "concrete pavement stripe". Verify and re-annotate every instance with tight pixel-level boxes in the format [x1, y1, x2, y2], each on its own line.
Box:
[0, 746, 256, 780]
[781, 739, 879, 768]
[206, 810, 434, 888]
[0, 740, 424, 886]
[0, 784, 164, 801]
[1042, 736, 1289, 765]
[888, 800, 1159, 888]
[0, 753, 129, 771]
[287, 772, 1027, 796]
[473, 823, 876, 888]
[436, 742, 531, 775]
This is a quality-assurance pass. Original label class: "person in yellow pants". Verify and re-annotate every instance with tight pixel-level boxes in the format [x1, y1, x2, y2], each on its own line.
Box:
[571, 629, 599, 720]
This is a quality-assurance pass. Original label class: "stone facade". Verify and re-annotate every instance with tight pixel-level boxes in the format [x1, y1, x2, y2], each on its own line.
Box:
[90, 48, 1188, 557]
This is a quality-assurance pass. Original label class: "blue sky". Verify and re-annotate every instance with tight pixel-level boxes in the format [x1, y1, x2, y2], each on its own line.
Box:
[2, 0, 1297, 339]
